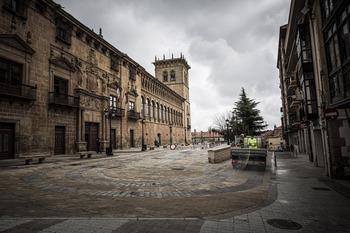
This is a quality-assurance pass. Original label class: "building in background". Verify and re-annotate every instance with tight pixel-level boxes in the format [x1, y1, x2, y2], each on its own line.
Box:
[0, 0, 191, 159]
[261, 126, 286, 151]
[277, 0, 350, 178]
[191, 130, 224, 144]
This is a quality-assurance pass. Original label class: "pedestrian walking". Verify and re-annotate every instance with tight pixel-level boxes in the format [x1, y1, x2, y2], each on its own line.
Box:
[97, 138, 101, 153]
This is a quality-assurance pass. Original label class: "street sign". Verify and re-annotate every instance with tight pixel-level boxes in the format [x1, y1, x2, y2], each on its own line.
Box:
[324, 108, 339, 121]
[170, 144, 176, 150]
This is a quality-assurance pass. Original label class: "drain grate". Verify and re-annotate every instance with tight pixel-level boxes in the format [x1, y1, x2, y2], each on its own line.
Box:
[171, 167, 185, 171]
[312, 187, 331, 191]
[267, 219, 302, 230]
[71, 163, 83, 166]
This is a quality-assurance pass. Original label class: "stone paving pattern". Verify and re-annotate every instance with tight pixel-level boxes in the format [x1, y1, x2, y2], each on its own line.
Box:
[0, 146, 350, 232]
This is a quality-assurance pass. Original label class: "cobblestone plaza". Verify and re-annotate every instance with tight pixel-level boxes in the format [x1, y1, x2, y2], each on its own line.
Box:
[0, 146, 349, 232]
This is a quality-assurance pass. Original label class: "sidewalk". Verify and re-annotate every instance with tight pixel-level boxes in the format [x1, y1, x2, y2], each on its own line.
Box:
[0, 150, 349, 232]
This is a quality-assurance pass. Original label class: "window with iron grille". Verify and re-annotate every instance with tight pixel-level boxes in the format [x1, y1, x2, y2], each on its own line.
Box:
[3, 0, 27, 19]
[0, 57, 22, 85]
[111, 54, 119, 71]
[55, 18, 72, 45]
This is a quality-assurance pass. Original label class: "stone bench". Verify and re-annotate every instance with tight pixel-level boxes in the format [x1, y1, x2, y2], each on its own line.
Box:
[149, 146, 155, 150]
[208, 146, 231, 164]
[77, 151, 95, 159]
[19, 153, 51, 165]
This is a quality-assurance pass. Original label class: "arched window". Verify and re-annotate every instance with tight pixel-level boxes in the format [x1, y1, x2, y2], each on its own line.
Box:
[163, 71, 168, 82]
[160, 104, 163, 120]
[146, 98, 149, 117]
[168, 108, 170, 122]
[151, 101, 154, 118]
[156, 103, 159, 119]
[170, 70, 175, 81]
[141, 96, 144, 116]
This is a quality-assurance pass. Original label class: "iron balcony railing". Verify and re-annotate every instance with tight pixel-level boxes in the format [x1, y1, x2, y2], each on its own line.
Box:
[49, 92, 79, 108]
[110, 107, 125, 117]
[0, 81, 37, 101]
[127, 110, 140, 120]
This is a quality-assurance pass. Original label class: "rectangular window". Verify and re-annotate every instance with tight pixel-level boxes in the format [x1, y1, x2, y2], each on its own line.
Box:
[54, 77, 68, 104]
[129, 101, 135, 111]
[55, 18, 72, 45]
[110, 95, 117, 110]
[0, 57, 22, 85]
[340, 22, 350, 62]
[3, 0, 27, 19]
[111, 54, 119, 71]
[129, 65, 136, 80]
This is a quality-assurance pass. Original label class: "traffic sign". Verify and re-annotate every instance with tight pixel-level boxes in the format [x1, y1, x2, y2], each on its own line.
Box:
[324, 108, 339, 121]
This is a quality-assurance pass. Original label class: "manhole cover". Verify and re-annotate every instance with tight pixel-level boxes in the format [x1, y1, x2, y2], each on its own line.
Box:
[267, 219, 302, 230]
[312, 187, 331, 191]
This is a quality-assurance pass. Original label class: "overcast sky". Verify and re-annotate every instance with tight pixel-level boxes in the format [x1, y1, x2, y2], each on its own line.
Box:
[56, 0, 290, 132]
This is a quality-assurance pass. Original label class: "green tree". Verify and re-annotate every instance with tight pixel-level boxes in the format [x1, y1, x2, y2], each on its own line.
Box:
[233, 87, 266, 136]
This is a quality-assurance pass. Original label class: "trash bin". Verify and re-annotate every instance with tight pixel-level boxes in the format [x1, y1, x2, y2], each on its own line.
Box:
[142, 145, 147, 151]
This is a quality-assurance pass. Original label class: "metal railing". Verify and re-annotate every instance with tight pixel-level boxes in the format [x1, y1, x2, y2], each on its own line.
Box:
[48, 92, 79, 108]
[127, 110, 140, 120]
[0, 81, 37, 100]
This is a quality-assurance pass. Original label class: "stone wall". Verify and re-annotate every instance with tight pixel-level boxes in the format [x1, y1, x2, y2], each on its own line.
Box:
[208, 146, 231, 164]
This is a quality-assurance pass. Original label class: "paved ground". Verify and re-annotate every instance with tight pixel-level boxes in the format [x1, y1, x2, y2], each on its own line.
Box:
[0, 145, 349, 232]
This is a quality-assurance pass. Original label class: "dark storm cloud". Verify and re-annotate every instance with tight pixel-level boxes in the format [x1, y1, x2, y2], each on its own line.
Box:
[55, 0, 290, 131]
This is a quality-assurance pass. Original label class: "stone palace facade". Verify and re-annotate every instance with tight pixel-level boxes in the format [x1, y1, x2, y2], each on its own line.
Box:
[0, 0, 191, 159]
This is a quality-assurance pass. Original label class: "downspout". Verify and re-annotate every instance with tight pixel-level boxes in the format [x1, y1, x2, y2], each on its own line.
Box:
[119, 57, 123, 149]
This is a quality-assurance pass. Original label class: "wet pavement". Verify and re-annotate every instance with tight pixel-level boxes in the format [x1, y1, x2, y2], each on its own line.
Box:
[0, 145, 349, 232]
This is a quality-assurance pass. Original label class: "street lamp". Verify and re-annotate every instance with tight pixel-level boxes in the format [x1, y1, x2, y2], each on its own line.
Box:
[169, 124, 173, 144]
[184, 127, 187, 145]
[139, 117, 146, 151]
[194, 129, 196, 144]
[226, 119, 229, 145]
[105, 108, 116, 155]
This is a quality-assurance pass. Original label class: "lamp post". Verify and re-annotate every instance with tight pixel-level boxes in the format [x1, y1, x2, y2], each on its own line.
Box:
[169, 124, 173, 144]
[104, 108, 116, 155]
[184, 127, 187, 145]
[226, 119, 229, 145]
[139, 117, 146, 151]
[194, 129, 196, 144]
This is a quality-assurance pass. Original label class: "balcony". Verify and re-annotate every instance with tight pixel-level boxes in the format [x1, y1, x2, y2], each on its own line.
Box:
[290, 95, 302, 108]
[49, 92, 79, 108]
[127, 110, 140, 120]
[110, 107, 125, 118]
[287, 78, 298, 91]
[0, 81, 36, 101]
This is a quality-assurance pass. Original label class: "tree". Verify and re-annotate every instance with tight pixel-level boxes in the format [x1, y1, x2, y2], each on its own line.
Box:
[233, 87, 266, 136]
[213, 111, 232, 131]
[213, 111, 232, 142]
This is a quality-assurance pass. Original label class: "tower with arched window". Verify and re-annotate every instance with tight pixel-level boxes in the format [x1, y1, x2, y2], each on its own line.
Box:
[153, 54, 192, 139]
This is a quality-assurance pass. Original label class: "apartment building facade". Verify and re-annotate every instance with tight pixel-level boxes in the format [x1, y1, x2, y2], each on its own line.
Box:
[278, 0, 350, 178]
[0, 0, 191, 159]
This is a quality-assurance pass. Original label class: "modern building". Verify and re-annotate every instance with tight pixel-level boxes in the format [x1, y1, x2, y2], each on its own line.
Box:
[0, 0, 191, 159]
[277, 0, 350, 178]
